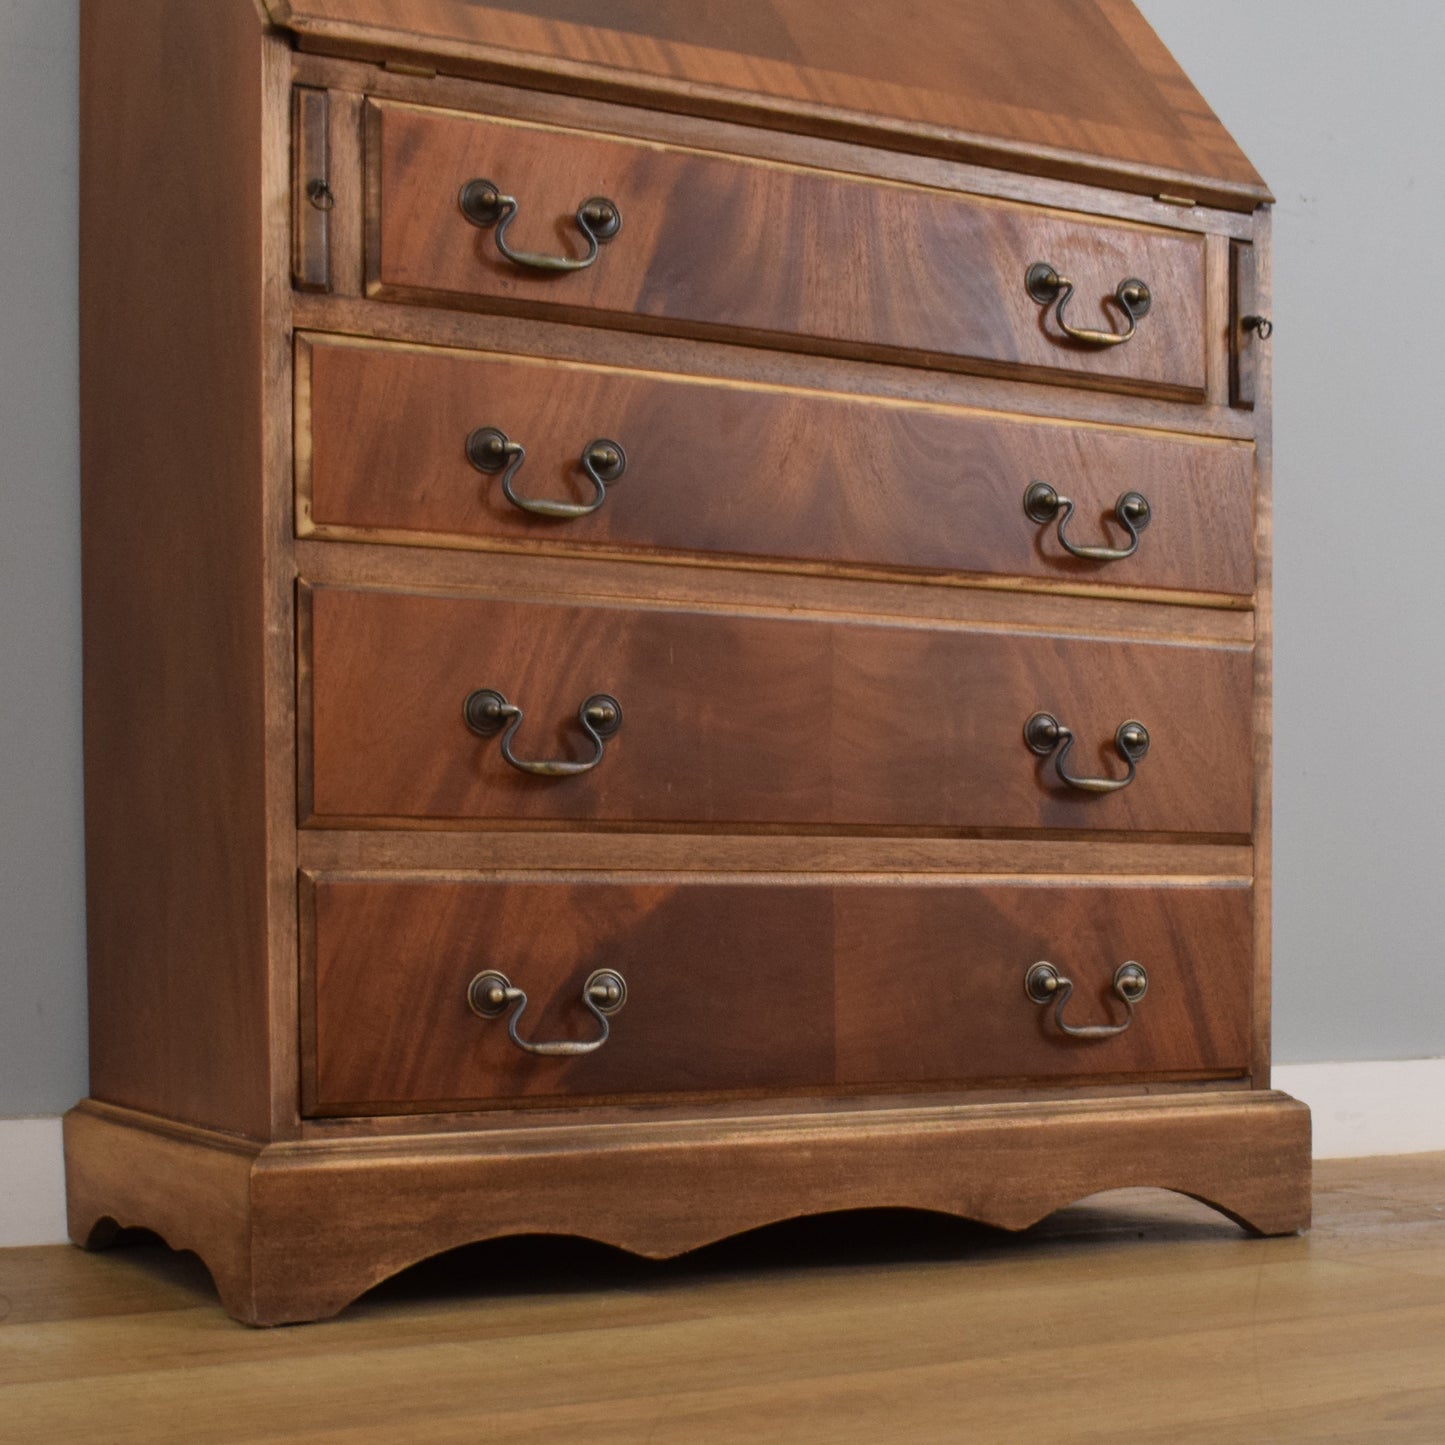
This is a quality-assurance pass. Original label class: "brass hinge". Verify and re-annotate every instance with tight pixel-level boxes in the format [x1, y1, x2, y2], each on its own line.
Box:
[383, 58, 438, 79]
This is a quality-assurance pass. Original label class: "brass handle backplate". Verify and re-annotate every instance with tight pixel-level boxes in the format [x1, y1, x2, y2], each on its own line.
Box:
[464, 688, 622, 777]
[468, 968, 627, 1056]
[1026, 262, 1151, 347]
[466, 425, 626, 518]
[1024, 481, 1151, 562]
[1025, 960, 1148, 1039]
[1025, 711, 1150, 794]
[459, 178, 621, 272]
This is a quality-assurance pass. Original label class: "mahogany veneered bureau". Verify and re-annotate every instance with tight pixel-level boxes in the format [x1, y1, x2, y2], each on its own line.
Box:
[68, 0, 1309, 1324]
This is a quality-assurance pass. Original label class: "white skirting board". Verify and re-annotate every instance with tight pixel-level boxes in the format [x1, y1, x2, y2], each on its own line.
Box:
[3, 1062, 1444, 1247]
[1, 1116, 68, 1247]
[1273, 1059, 1445, 1163]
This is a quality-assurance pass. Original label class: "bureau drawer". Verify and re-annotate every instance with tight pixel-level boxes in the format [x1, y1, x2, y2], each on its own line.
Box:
[365, 102, 1206, 399]
[303, 874, 1253, 1114]
[302, 585, 1253, 835]
[299, 335, 1254, 596]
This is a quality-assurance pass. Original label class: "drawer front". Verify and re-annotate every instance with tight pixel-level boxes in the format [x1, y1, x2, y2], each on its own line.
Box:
[366, 103, 1207, 398]
[305, 875, 1253, 1114]
[304, 586, 1253, 834]
[300, 335, 1254, 596]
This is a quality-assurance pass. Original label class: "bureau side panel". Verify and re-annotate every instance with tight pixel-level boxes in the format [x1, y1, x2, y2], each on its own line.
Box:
[1249, 207, 1275, 1085]
[79, 0, 275, 1136]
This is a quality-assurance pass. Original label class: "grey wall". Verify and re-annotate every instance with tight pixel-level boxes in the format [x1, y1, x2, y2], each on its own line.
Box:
[1, 0, 86, 1117]
[1, 3, 1440, 1117]
[1135, 1, 1445, 1061]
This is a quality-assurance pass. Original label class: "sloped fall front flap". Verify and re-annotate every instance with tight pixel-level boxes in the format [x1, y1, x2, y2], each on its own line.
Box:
[264, 0, 1268, 208]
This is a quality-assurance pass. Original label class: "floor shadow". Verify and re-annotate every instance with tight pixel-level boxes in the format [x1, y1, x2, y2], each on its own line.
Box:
[354, 1189, 1243, 1314]
[77, 1189, 1247, 1324]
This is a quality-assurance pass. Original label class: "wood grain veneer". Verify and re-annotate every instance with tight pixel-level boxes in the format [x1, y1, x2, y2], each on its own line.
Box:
[264, 0, 1269, 209]
[366, 102, 1208, 398]
[295, 832, 1256, 878]
[65, 1091, 1308, 1325]
[296, 53, 1263, 240]
[302, 584, 1255, 835]
[294, 538, 1256, 644]
[299, 334, 1255, 595]
[1248, 207, 1276, 1085]
[79, 0, 279, 1138]
[71, 0, 1298, 1326]
[304, 874, 1252, 1113]
[293, 293, 1259, 446]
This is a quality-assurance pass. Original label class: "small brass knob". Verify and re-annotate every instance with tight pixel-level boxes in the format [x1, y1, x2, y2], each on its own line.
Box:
[584, 969, 628, 1013]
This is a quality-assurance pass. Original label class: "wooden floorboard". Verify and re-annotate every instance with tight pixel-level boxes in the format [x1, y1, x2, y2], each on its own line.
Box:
[3, 1152, 1444, 1442]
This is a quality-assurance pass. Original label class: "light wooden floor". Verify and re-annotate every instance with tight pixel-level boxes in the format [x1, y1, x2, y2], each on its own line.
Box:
[2, 1153, 1443, 1443]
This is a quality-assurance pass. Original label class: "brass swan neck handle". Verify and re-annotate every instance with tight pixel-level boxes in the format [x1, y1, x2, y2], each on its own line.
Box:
[1024, 481, 1151, 562]
[459, 178, 621, 272]
[1026, 262, 1151, 347]
[467, 425, 626, 519]
[468, 969, 627, 1056]
[1025, 712, 1150, 795]
[1025, 961, 1148, 1039]
[464, 689, 623, 777]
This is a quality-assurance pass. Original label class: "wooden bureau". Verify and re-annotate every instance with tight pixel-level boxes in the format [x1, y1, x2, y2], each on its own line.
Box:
[67, 0, 1309, 1325]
